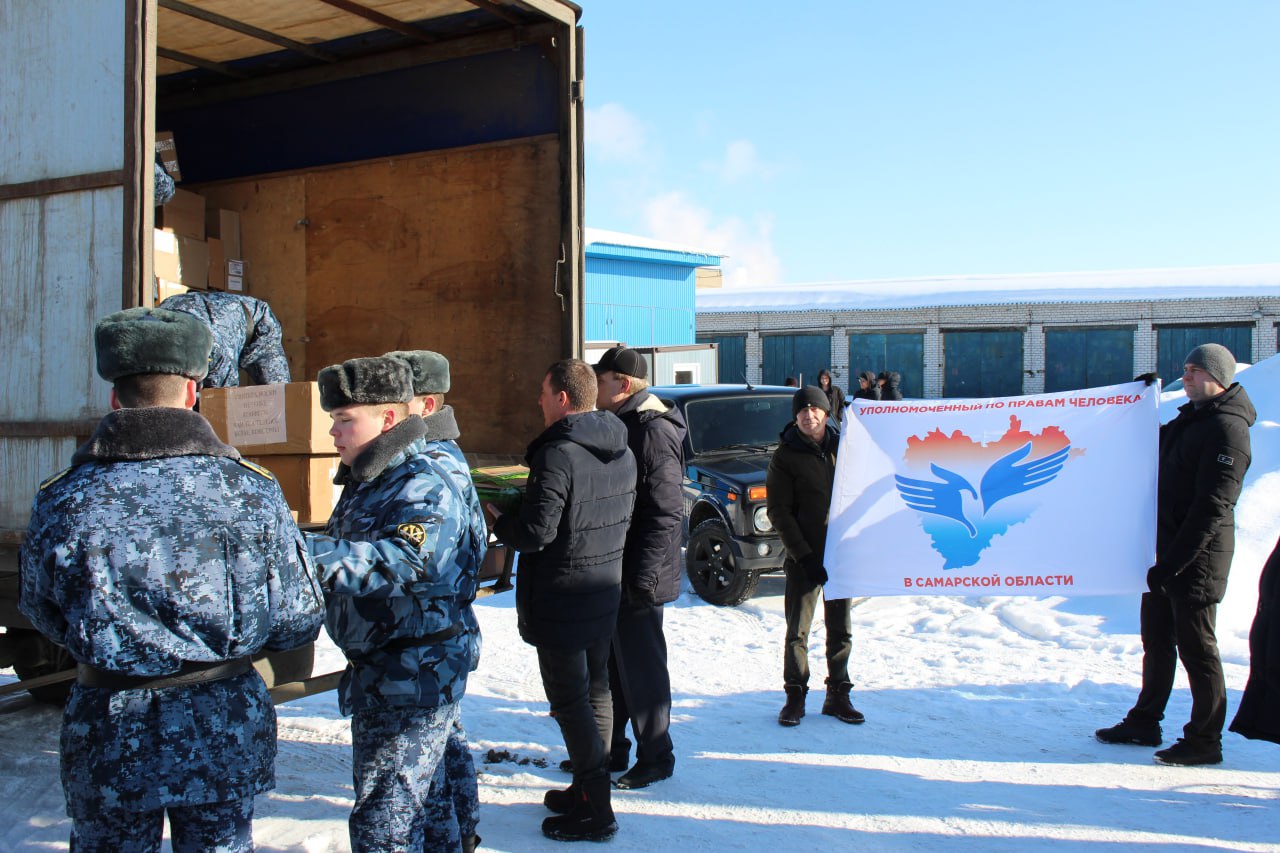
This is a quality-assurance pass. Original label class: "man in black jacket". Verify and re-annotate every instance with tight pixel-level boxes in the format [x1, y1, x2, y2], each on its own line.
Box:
[488, 359, 636, 842]
[1097, 344, 1255, 766]
[767, 386, 863, 727]
[594, 346, 687, 790]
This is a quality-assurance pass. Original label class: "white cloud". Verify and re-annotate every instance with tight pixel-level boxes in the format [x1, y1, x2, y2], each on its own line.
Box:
[585, 102, 648, 163]
[641, 191, 783, 287]
[710, 139, 774, 183]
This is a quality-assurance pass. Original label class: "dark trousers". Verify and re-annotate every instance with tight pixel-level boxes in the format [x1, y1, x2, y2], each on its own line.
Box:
[783, 566, 853, 689]
[70, 798, 253, 853]
[538, 639, 613, 783]
[608, 602, 675, 770]
[1130, 591, 1227, 745]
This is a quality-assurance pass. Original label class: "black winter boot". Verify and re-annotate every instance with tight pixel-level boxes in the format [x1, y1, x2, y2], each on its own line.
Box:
[544, 784, 578, 815]
[778, 685, 807, 727]
[821, 682, 866, 724]
[542, 775, 619, 842]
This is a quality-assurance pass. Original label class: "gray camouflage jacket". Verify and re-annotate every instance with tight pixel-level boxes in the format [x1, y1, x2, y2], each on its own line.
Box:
[19, 406, 323, 817]
[161, 290, 291, 387]
[306, 414, 484, 715]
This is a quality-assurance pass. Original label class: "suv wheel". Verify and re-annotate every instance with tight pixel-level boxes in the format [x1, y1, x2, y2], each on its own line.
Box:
[10, 629, 74, 705]
[686, 519, 761, 606]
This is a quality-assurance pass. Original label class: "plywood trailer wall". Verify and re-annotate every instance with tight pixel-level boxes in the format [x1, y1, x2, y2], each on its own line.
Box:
[198, 135, 565, 457]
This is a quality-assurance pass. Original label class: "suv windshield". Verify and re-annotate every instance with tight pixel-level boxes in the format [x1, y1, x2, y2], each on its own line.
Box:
[682, 394, 793, 455]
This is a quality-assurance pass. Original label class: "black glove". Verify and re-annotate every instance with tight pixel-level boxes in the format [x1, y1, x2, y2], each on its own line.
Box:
[1134, 372, 1159, 386]
[799, 554, 828, 586]
[1146, 564, 1171, 595]
[624, 584, 657, 608]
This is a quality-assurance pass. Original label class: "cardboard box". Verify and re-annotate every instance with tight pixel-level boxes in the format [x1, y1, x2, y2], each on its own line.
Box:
[245, 454, 342, 524]
[205, 209, 242, 259]
[153, 230, 209, 290]
[155, 131, 182, 181]
[207, 237, 226, 290]
[154, 278, 189, 304]
[158, 188, 205, 239]
[201, 382, 336, 455]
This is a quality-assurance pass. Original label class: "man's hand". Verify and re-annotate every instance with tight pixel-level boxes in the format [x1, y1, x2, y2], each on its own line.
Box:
[799, 554, 828, 586]
[483, 502, 502, 523]
[1134, 372, 1159, 387]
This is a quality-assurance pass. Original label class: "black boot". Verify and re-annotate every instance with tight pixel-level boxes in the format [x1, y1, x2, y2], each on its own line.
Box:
[544, 784, 578, 815]
[542, 775, 619, 842]
[778, 685, 807, 727]
[821, 682, 865, 724]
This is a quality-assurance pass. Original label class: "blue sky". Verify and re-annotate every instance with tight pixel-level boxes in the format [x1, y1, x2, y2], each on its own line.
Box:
[579, 1, 1280, 286]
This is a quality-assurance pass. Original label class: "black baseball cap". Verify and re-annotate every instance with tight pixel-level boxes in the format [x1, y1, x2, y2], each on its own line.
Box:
[593, 346, 648, 380]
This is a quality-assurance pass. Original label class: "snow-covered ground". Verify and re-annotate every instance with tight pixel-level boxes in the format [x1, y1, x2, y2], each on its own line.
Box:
[3, 359, 1279, 851]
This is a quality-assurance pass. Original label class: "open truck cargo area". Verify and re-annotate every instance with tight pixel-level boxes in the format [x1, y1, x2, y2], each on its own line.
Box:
[0, 0, 585, 702]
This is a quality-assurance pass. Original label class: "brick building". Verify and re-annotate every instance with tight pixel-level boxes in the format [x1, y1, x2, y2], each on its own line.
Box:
[696, 264, 1280, 398]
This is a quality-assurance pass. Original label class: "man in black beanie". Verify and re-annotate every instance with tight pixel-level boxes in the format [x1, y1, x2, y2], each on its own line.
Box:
[767, 386, 862, 727]
[1097, 343, 1254, 765]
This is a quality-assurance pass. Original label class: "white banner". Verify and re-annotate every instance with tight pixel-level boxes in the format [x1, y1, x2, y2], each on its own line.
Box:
[824, 382, 1158, 598]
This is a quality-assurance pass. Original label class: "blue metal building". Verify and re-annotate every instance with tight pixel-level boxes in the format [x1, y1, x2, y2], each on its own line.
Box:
[585, 228, 722, 347]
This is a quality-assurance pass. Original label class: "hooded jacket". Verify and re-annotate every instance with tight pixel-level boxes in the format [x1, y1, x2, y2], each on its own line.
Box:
[495, 409, 637, 649]
[766, 420, 839, 567]
[1152, 383, 1255, 603]
[879, 372, 904, 401]
[614, 390, 688, 605]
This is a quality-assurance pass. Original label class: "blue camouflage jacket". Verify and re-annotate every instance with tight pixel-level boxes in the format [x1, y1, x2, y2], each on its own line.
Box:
[306, 415, 484, 715]
[160, 290, 291, 387]
[19, 406, 323, 817]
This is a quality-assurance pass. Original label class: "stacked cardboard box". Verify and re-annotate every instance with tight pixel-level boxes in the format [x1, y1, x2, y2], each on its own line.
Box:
[201, 382, 341, 524]
[153, 133, 248, 297]
[471, 464, 528, 581]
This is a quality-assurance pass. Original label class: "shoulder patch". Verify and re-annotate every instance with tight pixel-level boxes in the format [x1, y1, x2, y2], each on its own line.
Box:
[237, 459, 276, 480]
[1217, 454, 1234, 467]
[38, 467, 72, 491]
[397, 522, 427, 547]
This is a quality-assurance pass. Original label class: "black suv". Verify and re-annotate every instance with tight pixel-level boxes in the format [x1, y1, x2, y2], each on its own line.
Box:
[650, 384, 796, 605]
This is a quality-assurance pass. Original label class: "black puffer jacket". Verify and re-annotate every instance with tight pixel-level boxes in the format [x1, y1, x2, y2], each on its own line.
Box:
[1152, 383, 1255, 604]
[615, 390, 687, 605]
[496, 410, 636, 650]
[766, 421, 839, 567]
[1230, 533, 1280, 744]
[879, 372, 904, 401]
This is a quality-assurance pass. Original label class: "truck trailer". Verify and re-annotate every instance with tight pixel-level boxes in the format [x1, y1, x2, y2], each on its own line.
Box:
[0, 0, 585, 700]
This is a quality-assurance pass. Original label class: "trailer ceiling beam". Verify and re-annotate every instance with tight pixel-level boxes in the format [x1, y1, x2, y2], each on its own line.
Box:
[157, 47, 251, 78]
[463, 0, 524, 26]
[158, 0, 339, 62]
[312, 0, 438, 44]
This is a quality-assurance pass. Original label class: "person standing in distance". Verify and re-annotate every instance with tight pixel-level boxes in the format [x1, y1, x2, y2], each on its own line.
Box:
[19, 307, 323, 852]
[593, 346, 686, 789]
[768, 386, 863, 728]
[487, 359, 636, 842]
[1097, 344, 1254, 765]
[305, 356, 480, 851]
[817, 369, 846, 423]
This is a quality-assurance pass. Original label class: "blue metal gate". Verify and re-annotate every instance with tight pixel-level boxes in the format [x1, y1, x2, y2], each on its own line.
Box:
[762, 334, 830, 387]
[1156, 325, 1252, 386]
[849, 332, 924, 398]
[943, 330, 1024, 397]
[1044, 327, 1135, 392]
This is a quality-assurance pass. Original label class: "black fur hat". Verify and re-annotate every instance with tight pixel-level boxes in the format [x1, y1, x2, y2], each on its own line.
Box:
[318, 356, 414, 411]
[94, 307, 212, 381]
[793, 385, 831, 416]
[384, 350, 451, 395]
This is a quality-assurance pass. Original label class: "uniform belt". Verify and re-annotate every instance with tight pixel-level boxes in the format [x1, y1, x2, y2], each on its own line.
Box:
[76, 657, 253, 691]
[379, 623, 464, 652]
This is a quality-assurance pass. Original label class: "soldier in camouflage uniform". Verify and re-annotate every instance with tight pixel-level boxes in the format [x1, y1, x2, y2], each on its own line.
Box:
[386, 349, 485, 852]
[160, 290, 291, 387]
[304, 356, 484, 853]
[18, 307, 324, 853]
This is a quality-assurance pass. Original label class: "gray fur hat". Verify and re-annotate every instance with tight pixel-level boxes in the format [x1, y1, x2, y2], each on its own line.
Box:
[318, 356, 414, 411]
[94, 307, 212, 381]
[384, 350, 451, 395]
[1185, 343, 1236, 388]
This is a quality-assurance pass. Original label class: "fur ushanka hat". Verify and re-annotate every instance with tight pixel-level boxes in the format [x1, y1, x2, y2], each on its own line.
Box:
[384, 350, 451, 395]
[94, 307, 212, 381]
[317, 356, 414, 411]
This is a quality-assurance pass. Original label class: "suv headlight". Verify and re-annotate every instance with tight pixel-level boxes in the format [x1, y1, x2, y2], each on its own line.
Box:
[753, 505, 773, 533]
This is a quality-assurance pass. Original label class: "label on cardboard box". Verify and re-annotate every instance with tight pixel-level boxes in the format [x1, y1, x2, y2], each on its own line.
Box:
[227, 385, 288, 446]
[226, 273, 245, 293]
[227, 259, 245, 276]
[156, 131, 182, 182]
